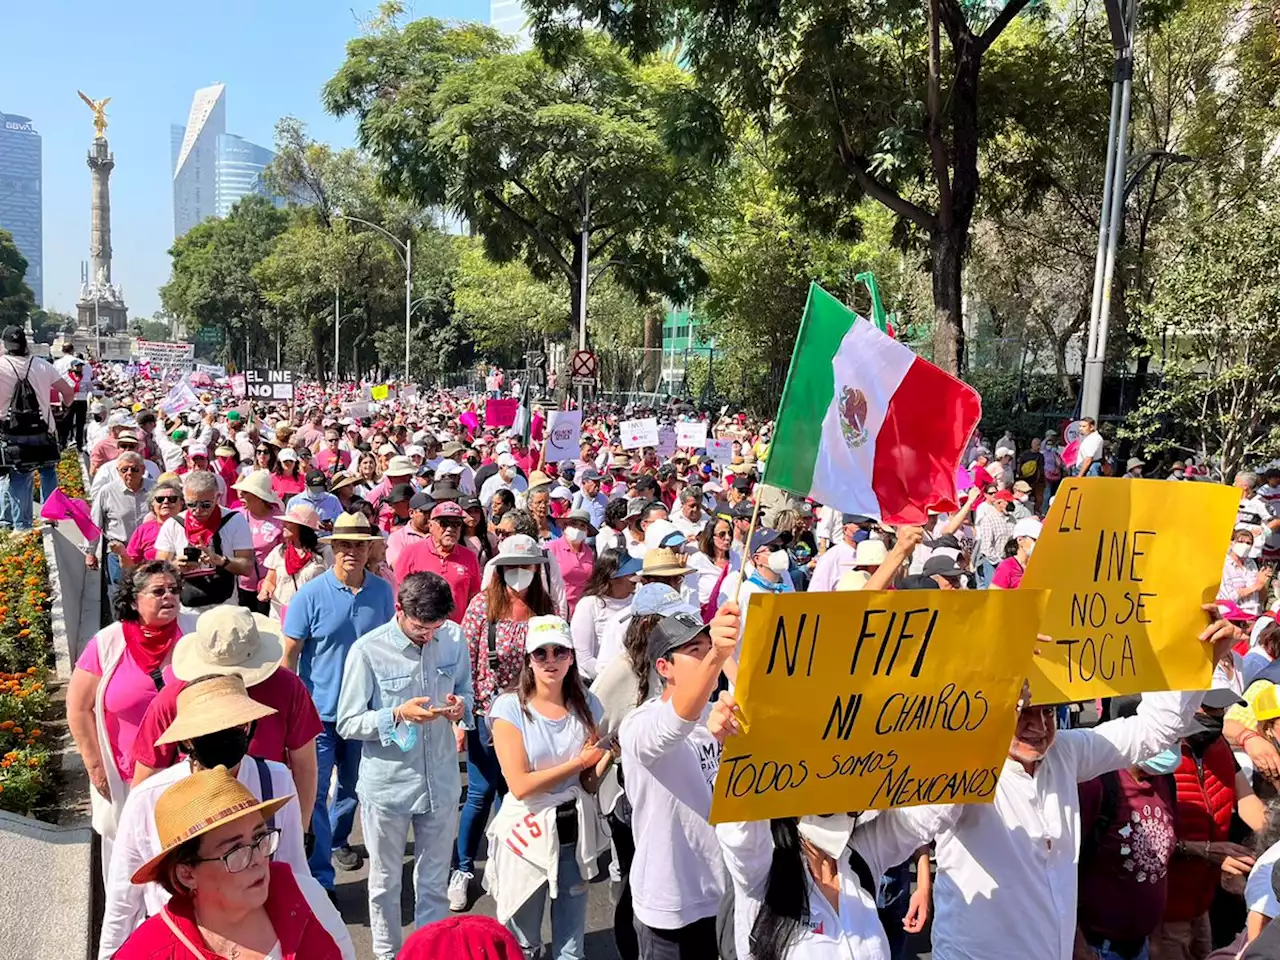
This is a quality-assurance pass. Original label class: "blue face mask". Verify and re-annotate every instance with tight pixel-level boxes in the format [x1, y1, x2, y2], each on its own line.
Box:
[1138, 748, 1182, 776]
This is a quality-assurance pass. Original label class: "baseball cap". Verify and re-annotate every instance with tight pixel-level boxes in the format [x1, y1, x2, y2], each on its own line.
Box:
[611, 555, 643, 579]
[632, 583, 694, 618]
[525, 616, 573, 653]
[277, 447, 297, 462]
[748, 529, 779, 553]
[226, 411, 242, 423]
[625, 497, 649, 520]
[580, 468, 601, 483]
[409, 492, 436, 512]
[1013, 480, 1032, 494]
[496, 453, 517, 468]
[730, 502, 754, 520]
[188, 444, 209, 459]
[387, 482, 416, 504]
[993, 490, 1015, 503]
[1013, 517, 1042, 540]
[922, 555, 966, 579]
[435, 458, 463, 477]
[842, 513, 874, 525]
[647, 610, 709, 664]
[305, 470, 327, 488]
[431, 501, 466, 521]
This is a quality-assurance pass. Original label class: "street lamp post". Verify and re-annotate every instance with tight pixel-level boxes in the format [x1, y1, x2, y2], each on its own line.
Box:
[332, 213, 413, 383]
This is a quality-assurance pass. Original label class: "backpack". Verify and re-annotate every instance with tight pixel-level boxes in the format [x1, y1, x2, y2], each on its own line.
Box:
[178, 512, 239, 608]
[0, 357, 59, 472]
[1017, 449, 1044, 483]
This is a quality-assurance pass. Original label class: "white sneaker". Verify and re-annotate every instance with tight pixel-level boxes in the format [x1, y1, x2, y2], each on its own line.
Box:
[448, 869, 472, 912]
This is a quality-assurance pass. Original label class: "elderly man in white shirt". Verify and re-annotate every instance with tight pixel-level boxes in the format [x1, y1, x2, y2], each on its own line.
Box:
[843, 609, 1242, 960]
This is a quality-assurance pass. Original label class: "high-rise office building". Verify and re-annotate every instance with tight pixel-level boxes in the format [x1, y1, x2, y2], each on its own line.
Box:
[172, 84, 279, 238]
[0, 111, 42, 305]
[490, 0, 532, 50]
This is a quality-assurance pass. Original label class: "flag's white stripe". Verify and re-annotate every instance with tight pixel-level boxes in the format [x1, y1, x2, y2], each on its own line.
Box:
[809, 318, 916, 519]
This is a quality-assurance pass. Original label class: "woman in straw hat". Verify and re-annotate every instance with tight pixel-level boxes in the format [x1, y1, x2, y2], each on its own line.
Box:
[259, 503, 330, 622]
[112, 766, 354, 960]
[231, 470, 284, 615]
[68, 561, 196, 877]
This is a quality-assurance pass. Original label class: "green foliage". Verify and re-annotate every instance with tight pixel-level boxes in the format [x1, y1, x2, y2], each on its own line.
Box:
[0, 228, 35, 332]
[453, 238, 570, 358]
[27, 309, 75, 344]
[160, 196, 289, 368]
[324, 17, 724, 337]
[1120, 183, 1280, 476]
[130, 319, 172, 341]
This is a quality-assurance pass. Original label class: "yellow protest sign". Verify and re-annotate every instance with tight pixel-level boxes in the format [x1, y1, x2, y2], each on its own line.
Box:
[709, 588, 1047, 824]
[1022, 478, 1239, 704]
[371, 384, 390, 401]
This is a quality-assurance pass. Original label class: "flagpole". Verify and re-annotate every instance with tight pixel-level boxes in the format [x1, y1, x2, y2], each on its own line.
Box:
[732, 494, 765, 606]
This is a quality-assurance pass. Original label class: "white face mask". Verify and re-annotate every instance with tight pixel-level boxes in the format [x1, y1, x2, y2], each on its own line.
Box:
[1232, 542, 1251, 558]
[798, 814, 857, 860]
[1024, 540, 1036, 557]
[564, 526, 587, 544]
[500, 467, 515, 481]
[766, 550, 791, 574]
[504, 567, 535, 591]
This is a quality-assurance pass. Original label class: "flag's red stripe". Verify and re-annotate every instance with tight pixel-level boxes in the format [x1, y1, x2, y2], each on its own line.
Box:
[871, 358, 982, 525]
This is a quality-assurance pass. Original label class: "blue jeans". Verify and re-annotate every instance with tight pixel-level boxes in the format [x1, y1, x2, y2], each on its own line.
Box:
[1091, 940, 1148, 960]
[37, 464, 58, 503]
[309, 720, 361, 890]
[455, 716, 507, 875]
[976, 558, 996, 589]
[106, 550, 123, 600]
[508, 840, 589, 960]
[4, 471, 34, 531]
[877, 862, 912, 960]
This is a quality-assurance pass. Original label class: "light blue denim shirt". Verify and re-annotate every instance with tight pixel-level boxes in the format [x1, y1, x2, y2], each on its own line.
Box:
[336, 616, 474, 816]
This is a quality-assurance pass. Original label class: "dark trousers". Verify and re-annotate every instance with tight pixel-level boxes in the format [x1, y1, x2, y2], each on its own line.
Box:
[635, 916, 718, 960]
[60, 399, 87, 449]
[609, 812, 638, 960]
[237, 587, 269, 615]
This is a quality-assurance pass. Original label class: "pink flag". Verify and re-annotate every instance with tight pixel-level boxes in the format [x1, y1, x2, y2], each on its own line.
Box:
[485, 398, 519, 429]
[459, 410, 480, 439]
[40, 488, 102, 542]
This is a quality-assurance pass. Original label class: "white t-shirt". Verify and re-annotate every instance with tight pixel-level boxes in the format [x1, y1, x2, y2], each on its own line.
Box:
[1077, 430, 1104, 467]
[155, 509, 254, 566]
[570, 593, 633, 680]
[0, 354, 65, 435]
[619, 696, 726, 930]
[489, 691, 604, 805]
[1247, 839, 1280, 920]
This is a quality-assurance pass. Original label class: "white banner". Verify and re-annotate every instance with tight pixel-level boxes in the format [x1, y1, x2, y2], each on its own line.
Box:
[708, 438, 735, 465]
[159, 379, 200, 416]
[195, 362, 226, 377]
[657, 424, 677, 459]
[676, 421, 708, 449]
[137, 339, 195, 366]
[345, 402, 371, 420]
[544, 410, 583, 463]
[620, 417, 659, 450]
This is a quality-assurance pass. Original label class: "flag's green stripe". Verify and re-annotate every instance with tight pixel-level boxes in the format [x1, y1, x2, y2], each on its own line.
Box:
[764, 284, 857, 496]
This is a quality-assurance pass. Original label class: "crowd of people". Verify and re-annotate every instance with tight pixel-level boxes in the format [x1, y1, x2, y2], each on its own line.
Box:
[6, 337, 1277, 960]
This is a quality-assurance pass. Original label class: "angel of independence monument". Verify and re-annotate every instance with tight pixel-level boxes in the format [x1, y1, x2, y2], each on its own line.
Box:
[73, 92, 129, 360]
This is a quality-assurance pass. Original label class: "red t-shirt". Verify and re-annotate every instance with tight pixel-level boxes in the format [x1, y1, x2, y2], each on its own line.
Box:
[395, 538, 482, 623]
[131, 667, 323, 771]
[1077, 769, 1177, 940]
[991, 556, 1025, 589]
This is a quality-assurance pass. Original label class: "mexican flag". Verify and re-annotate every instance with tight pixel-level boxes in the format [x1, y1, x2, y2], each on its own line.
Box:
[765, 284, 982, 525]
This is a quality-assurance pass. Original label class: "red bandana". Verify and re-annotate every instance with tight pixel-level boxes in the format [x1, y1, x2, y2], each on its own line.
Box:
[183, 504, 223, 549]
[283, 543, 313, 577]
[122, 618, 180, 673]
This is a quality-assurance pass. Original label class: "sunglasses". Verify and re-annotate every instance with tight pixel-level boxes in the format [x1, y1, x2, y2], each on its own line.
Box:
[531, 645, 573, 663]
[142, 586, 181, 598]
[118, 466, 141, 474]
[188, 500, 216, 510]
[154, 495, 181, 504]
[436, 519, 463, 529]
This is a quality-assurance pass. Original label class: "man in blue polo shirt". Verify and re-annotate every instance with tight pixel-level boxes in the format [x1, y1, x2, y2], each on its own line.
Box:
[284, 511, 396, 890]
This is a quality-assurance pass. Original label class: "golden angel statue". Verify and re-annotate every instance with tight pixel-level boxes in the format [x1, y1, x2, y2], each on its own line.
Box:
[77, 91, 111, 138]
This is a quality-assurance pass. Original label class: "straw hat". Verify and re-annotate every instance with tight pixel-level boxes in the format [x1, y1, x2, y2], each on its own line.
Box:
[155, 673, 278, 745]
[642, 547, 688, 577]
[281, 503, 322, 530]
[171, 607, 285, 686]
[385, 456, 416, 477]
[329, 472, 360, 493]
[130, 766, 293, 885]
[232, 470, 280, 506]
[527, 470, 554, 490]
[321, 512, 381, 542]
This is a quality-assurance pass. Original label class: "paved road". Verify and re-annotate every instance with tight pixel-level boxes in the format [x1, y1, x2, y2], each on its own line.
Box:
[333, 813, 932, 959]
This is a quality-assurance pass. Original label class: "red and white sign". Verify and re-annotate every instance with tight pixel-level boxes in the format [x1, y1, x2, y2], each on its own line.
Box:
[676, 421, 708, 449]
[707, 438, 734, 465]
[229, 374, 247, 399]
[620, 417, 659, 450]
[570, 350, 597, 379]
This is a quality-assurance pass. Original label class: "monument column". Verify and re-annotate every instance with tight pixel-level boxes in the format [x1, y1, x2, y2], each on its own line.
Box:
[87, 139, 113, 285]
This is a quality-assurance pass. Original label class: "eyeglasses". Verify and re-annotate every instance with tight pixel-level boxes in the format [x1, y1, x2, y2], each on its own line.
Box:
[118, 466, 141, 474]
[190, 828, 281, 874]
[142, 586, 181, 598]
[436, 519, 463, 529]
[154, 495, 181, 504]
[531, 646, 573, 663]
[188, 500, 216, 510]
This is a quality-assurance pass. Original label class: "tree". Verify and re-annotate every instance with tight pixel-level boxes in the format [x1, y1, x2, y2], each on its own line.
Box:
[526, 0, 1102, 373]
[160, 195, 289, 368]
[1121, 183, 1280, 476]
[28, 308, 75, 344]
[0, 228, 35, 332]
[131, 318, 173, 341]
[323, 10, 724, 352]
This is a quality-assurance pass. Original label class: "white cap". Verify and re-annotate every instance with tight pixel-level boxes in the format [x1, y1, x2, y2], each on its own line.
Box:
[277, 448, 298, 462]
[495, 440, 511, 455]
[436, 458, 463, 477]
[550, 485, 571, 501]
[995, 446, 1014, 458]
[1013, 517, 1042, 540]
[436, 432, 452, 443]
[412, 430, 429, 444]
[496, 453, 517, 468]
[525, 615, 573, 653]
[187, 443, 209, 458]
[854, 540, 887, 567]
[378, 443, 398, 457]
[405, 444, 425, 459]
[644, 518, 684, 552]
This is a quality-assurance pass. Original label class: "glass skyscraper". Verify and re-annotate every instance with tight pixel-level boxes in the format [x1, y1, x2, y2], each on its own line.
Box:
[0, 111, 42, 305]
[172, 84, 279, 239]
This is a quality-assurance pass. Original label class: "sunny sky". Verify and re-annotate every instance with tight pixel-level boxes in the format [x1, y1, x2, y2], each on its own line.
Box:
[2, 0, 487, 320]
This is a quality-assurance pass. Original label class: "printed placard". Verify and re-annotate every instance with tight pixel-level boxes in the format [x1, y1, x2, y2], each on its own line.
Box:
[707, 438, 734, 465]
[657, 424, 678, 459]
[1022, 478, 1239, 703]
[676, 421, 708, 449]
[245, 369, 294, 401]
[620, 417, 659, 450]
[710, 588, 1048, 823]
[544, 410, 583, 463]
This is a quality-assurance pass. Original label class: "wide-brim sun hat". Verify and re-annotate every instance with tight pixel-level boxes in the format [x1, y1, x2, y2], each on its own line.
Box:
[562, 509, 598, 537]
[328, 472, 359, 493]
[492, 533, 549, 566]
[321, 512, 382, 542]
[231, 469, 280, 506]
[385, 455, 416, 477]
[171, 607, 285, 686]
[130, 765, 293, 886]
[281, 503, 322, 530]
[641, 547, 687, 577]
[155, 673, 278, 746]
[527, 470, 555, 490]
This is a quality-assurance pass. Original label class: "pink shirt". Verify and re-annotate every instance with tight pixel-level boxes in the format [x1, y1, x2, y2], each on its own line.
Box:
[315, 448, 351, 474]
[241, 509, 284, 592]
[124, 518, 163, 565]
[75, 635, 178, 781]
[272, 470, 306, 500]
[548, 538, 595, 618]
[991, 556, 1025, 590]
[386, 524, 430, 573]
